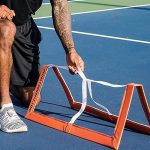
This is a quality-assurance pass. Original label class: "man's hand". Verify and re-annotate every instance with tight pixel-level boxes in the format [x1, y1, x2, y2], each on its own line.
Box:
[0, 5, 15, 20]
[66, 48, 84, 74]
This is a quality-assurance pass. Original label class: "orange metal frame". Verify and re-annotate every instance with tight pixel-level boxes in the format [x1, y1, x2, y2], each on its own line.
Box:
[25, 65, 150, 150]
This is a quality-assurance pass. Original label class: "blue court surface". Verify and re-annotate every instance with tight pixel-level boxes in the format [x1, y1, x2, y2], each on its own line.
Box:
[0, 1, 150, 150]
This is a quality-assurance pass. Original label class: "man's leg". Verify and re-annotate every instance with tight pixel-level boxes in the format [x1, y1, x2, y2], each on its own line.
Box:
[0, 20, 27, 133]
[10, 85, 36, 107]
[9, 18, 41, 108]
[0, 20, 15, 107]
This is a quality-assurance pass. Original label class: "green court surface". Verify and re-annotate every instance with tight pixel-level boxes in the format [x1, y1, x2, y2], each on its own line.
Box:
[34, 0, 150, 18]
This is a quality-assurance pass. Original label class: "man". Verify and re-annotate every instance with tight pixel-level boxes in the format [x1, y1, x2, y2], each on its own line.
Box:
[0, 0, 84, 133]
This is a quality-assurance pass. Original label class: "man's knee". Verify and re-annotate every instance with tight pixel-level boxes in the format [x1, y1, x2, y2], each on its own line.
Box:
[0, 20, 16, 50]
[0, 20, 16, 38]
[10, 85, 36, 107]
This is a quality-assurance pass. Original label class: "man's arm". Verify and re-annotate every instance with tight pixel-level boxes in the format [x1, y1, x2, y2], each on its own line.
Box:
[50, 0, 84, 73]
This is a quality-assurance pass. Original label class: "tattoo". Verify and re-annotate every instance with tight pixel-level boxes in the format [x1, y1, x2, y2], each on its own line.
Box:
[50, 0, 74, 54]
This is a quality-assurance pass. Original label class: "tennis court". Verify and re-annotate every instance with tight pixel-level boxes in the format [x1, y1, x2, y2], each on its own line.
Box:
[0, 0, 150, 150]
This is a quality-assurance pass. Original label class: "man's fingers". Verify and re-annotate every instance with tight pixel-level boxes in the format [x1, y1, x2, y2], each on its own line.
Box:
[1, 12, 13, 20]
[69, 69, 75, 75]
[6, 14, 13, 20]
[2, 5, 13, 14]
[66, 49, 84, 75]
[11, 10, 15, 16]
[1, 11, 7, 19]
[68, 66, 77, 75]
[78, 58, 84, 72]
[6, 10, 15, 20]
[69, 56, 84, 73]
[74, 57, 84, 72]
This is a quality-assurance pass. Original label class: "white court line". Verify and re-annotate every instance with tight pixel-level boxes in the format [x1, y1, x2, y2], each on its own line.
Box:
[37, 25, 150, 45]
[42, 0, 85, 5]
[34, 3, 150, 20]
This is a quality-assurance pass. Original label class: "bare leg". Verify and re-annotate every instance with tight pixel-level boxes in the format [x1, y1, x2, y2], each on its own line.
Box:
[0, 20, 28, 133]
[0, 20, 16, 108]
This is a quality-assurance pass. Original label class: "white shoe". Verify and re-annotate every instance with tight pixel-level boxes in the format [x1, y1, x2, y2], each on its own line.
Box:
[0, 103, 28, 133]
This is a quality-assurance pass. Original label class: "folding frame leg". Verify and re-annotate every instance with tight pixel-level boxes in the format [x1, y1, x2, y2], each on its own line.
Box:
[136, 85, 150, 124]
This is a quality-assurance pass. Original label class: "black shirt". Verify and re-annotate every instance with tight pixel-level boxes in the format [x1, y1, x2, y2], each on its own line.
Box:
[0, 0, 43, 25]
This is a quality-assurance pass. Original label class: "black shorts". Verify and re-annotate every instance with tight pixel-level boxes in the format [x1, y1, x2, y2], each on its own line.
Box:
[10, 18, 42, 87]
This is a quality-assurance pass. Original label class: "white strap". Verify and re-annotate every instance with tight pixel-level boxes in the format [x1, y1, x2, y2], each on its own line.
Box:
[87, 79, 126, 88]
[49, 65, 126, 124]
[69, 71, 126, 124]
[87, 80, 111, 115]
[69, 78, 87, 124]
[50, 64, 68, 70]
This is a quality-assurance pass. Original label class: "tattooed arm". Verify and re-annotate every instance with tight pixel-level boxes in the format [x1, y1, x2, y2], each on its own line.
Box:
[50, 0, 84, 73]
